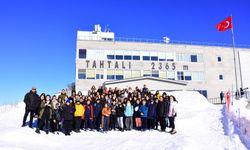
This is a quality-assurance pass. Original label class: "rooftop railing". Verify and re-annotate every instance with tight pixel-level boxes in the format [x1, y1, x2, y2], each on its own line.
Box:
[78, 36, 250, 48]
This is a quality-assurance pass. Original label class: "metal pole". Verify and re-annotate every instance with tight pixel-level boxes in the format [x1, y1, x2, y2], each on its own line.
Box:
[231, 15, 238, 94]
[237, 50, 243, 88]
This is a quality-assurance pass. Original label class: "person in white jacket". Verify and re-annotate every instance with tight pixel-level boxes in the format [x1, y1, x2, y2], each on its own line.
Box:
[168, 95, 178, 134]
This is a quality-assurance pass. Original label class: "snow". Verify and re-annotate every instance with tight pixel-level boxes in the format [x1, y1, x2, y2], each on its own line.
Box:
[227, 98, 250, 149]
[0, 91, 248, 150]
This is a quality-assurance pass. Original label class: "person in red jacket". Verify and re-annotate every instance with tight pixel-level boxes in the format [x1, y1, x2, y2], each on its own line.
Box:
[83, 100, 94, 131]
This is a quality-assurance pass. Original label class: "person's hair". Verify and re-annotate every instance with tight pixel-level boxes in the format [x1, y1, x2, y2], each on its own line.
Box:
[40, 93, 46, 98]
[52, 95, 57, 100]
[170, 95, 178, 103]
[46, 95, 51, 101]
[78, 91, 82, 96]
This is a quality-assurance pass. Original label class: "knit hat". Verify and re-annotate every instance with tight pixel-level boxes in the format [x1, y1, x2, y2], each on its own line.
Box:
[66, 99, 71, 104]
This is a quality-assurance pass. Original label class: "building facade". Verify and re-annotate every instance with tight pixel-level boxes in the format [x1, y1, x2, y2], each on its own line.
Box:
[75, 25, 249, 99]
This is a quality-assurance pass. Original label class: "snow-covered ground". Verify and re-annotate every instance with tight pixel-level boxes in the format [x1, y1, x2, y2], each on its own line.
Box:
[227, 98, 250, 149]
[0, 91, 248, 150]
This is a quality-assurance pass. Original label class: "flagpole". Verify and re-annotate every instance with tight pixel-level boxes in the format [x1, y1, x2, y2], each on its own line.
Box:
[230, 14, 239, 97]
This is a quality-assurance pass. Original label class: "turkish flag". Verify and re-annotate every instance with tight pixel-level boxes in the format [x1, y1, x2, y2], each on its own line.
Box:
[216, 16, 233, 31]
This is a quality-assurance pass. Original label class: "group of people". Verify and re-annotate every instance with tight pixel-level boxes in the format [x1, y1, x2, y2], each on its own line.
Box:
[22, 85, 178, 136]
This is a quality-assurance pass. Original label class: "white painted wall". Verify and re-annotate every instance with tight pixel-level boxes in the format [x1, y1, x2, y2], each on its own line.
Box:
[239, 50, 250, 89]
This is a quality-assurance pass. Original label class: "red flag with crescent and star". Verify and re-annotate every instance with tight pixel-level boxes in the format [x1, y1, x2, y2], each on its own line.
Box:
[216, 16, 233, 31]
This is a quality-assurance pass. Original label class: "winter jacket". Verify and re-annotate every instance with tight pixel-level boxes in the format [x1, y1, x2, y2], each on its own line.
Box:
[93, 102, 102, 118]
[164, 99, 170, 117]
[83, 104, 94, 120]
[52, 109, 61, 121]
[102, 107, 111, 117]
[133, 103, 141, 118]
[139, 105, 148, 118]
[74, 103, 84, 117]
[124, 104, 134, 117]
[116, 104, 125, 117]
[168, 101, 177, 117]
[148, 101, 157, 119]
[157, 101, 168, 117]
[38, 101, 52, 119]
[58, 93, 68, 102]
[24, 91, 40, 111]
[110, 104, 116, 115]
[62, 105, 74, 121]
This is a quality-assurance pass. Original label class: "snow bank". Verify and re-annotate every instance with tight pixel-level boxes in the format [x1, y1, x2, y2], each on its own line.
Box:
[0, 91, 247, 150]
[227, 98, 250, 149]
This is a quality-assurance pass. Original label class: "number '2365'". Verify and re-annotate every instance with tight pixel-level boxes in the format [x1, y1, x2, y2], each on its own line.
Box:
[151, 62, 176, 70]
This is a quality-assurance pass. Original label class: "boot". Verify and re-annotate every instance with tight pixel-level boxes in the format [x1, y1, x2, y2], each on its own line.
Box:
[35, 129, 40, 134]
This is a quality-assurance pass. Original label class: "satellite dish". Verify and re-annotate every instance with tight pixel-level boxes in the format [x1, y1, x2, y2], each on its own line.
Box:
[163, 36, 170, 44]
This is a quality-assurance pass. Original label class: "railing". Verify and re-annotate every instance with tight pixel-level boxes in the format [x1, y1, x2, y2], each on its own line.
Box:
[208, 88, 250, 105]
[78, 36, 250, 48]
[208, 97, 226, 105]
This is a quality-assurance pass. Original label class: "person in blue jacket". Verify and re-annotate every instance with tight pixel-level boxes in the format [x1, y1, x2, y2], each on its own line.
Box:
[124, 100, 134, 130]
[139, 100, 148, 131]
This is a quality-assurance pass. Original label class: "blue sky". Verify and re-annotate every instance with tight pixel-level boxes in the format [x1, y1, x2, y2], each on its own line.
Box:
[0, 0, 249, 104]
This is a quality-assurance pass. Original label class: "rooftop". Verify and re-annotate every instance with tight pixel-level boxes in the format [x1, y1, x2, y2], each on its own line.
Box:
[77, 24, 250, 49]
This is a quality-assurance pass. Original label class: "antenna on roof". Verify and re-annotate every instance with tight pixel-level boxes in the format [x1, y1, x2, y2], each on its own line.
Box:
[104, 24, 110, 32]
[163, 36, 170, 44]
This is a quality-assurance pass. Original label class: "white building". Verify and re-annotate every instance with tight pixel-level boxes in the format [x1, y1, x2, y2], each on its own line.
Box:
[75, 24, 250, 99]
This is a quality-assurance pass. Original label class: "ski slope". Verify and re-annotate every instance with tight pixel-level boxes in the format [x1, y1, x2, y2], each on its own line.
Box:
[0, 91, 247, 150]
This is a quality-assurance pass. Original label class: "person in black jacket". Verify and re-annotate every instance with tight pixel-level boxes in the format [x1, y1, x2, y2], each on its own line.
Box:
[157, 96, 168, 132]
[116, 101, 125, 131]
[93, 99, 102, 131]
[133, 99, 141, 130]
[62, 99, 74, 136]
[22, 87, 40, 128]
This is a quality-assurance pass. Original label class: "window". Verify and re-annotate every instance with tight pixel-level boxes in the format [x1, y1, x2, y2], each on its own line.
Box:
[96, 69, 104, 79]
[158, 52, 166, 61]
[107, 55, 115, 59]
[107, 70, 115, 80]
[132, 51, 140, 60]
[115, 55, 123, 60]
[143, 56, 150, 61]
[151, 56, 158, 61]
[184, 54, 191, 62]
[116, 75, 124, 80]
[78, 69, 86, 79]
[79, 49, 86, 59]
[197, 90, 208, 98]
[152, 70, 159, 77]
[219, 74, 223, 80]
[86, 69, 95, 79]
[87, 49, 99, 60]
[177, 71, 184, 80]
[132, 70, 141, 77]
[192, 72, 205, 81]
[191, 55, 198, 62]
[143, 70, 151, 77]
[115, 70, 124, 80]
[166, 53, 175, 62]
[124, 55, 132, 60]
[184, 72, 192, 81]
[197, 54, 204, 62]
[124, 70, 132, 79]
[167, 71, 175, 80]
[133, 56, 140, 60]
[159, 71, 167, 78]
[176, 53, 183, 62]
[217, 56, 222, 62]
